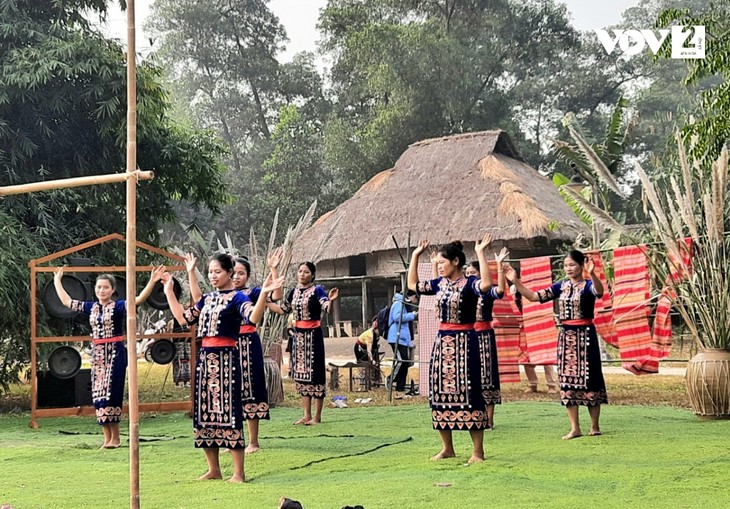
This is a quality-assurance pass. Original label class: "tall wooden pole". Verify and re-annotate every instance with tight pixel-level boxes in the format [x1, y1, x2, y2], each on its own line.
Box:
[126, 1, 141, 508]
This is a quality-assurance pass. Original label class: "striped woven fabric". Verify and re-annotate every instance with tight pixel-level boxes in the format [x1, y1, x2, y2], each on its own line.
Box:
[587, 251, 618, 348]
[519, 257, 557, 365]
[488, 261, 521, 383]
[612, 245, 654, 374]
[417, 262, 439, 396]
[649, 292, 673, 371]
[649, 237, 693, 367]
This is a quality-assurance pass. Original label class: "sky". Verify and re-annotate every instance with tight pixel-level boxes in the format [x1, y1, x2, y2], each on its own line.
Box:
[99, 0, 643, 61]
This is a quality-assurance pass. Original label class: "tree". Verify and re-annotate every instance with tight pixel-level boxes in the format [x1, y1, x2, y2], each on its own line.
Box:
[317, 0, 656, 196]
[147, 0, 331, 241]
[0, 0, 229, 390]
[657, 3, 730, 161]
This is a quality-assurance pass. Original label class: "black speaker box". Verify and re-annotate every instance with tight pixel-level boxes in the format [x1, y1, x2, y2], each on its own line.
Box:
[37, 369, 92, 408]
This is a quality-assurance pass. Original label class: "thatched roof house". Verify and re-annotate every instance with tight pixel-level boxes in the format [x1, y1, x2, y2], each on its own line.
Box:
[293, 130, 586, 332]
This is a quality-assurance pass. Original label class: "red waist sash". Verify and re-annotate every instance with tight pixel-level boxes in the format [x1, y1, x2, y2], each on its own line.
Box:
[561, 319, 594, 326]
[239, 324, 257, 334]
[439, 323, 474, 332]
[201, 336, 237, 348]
[93, 335, 124, 345]
[474, 321, 494, 332]
[296, 320, 321, 329]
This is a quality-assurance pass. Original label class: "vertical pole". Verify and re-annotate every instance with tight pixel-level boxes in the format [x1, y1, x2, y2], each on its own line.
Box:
[29, 263, 39, 428]
[126, 2, 140, 508]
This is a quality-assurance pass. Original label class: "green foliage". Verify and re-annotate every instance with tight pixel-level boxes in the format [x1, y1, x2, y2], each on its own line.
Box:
[147, 0, 331, 241]
[0, 0, 228, 391]
[319, 0, 587, 195]
[656, 3, 730, 160]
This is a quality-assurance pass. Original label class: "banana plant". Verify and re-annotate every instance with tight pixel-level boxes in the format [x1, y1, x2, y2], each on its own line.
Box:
[551, 97, 635, 247]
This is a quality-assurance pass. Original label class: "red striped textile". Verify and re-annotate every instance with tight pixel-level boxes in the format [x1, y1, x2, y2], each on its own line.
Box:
[612, 245, 654, 374]
[489, 261, 521, 383]
[417, 262, 439, 396]
[587, 251, 618, 348]
[519, 257, 558, 365]
[649, 237, 693, 366]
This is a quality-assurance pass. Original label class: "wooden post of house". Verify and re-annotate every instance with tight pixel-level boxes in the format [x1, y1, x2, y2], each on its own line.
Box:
[361, 278, 368, 330]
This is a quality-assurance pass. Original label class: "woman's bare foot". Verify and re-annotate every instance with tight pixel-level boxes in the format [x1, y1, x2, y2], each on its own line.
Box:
[293, 417, 310, 425]
[589, 429, 602, 436]
[305, 418, 320, 426]
[468, 454, 484, 464]
[430, 450, 456, 461]
[561, 430, 582, 440]
[227, 475, 245, 483]
[245, 444, 261, 454]
[197, 470, 223, 480]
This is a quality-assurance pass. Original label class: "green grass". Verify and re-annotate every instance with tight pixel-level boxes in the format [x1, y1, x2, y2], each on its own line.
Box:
[1, 402, 728, 509]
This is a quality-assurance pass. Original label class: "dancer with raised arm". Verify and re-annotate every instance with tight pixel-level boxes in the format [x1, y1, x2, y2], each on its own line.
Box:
[503, 250, 607, 439]
[466, 237, 509, 429]
[53, 265, 164, 448]
[408, 237, 493, 463]
[185, 249, 283, 454]
[277, 262, 338, 426]
[162, 254, 283, 482]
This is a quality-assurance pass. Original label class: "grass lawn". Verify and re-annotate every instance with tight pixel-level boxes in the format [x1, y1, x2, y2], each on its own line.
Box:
[2, 380, 729, 509]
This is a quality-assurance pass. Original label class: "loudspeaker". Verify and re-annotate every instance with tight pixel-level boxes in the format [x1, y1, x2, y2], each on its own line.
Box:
[146, 278, 181, 310]
[42, 275, 88, 318]
[37, 369, 92, 408]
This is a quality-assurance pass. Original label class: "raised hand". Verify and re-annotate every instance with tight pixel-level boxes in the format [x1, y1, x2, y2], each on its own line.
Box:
[184, 253, 197, 273]
[161, 272, 175, 293]
[328, 287, 340, 301]
[413, 239, 430, 257]
[429, 250, 438, 264]
[53, 266, 65, 282]
[150, 265, 165, 282]
[494, 247, 509, 264]
[261, 274, 285, 293]
[475, 233, 493, 254]
[267, 247, 283, 270]
[502, 264, 517, 282]
[585, 256, 596, 275]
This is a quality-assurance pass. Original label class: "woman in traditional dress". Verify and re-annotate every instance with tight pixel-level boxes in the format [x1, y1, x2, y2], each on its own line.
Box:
[163, 254, 283, 482]
[53, 265, 164, 449]
[185, 250, 283, 454]
[407, 237, 494, 463]
[465, 238, 508, 429]
[276, 261, 338, 425]
[503, 249, 607, 439]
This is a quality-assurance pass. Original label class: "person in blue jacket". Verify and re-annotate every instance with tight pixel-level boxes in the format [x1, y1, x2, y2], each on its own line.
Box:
[387, 291, 418, 396]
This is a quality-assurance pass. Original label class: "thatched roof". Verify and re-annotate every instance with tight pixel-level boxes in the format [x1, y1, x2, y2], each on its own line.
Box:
[296, 130, 586, 262]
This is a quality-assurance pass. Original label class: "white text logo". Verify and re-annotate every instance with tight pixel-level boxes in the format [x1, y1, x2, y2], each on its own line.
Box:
[595, 26, 705, 59]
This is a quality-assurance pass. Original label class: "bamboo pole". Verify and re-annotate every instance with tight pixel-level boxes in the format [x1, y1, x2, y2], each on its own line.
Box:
[0, 171, 153, 196]
[126, 1, 141, 508]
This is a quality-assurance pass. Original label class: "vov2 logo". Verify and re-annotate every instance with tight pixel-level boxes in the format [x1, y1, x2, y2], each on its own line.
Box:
[595, 26, 705, 59]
